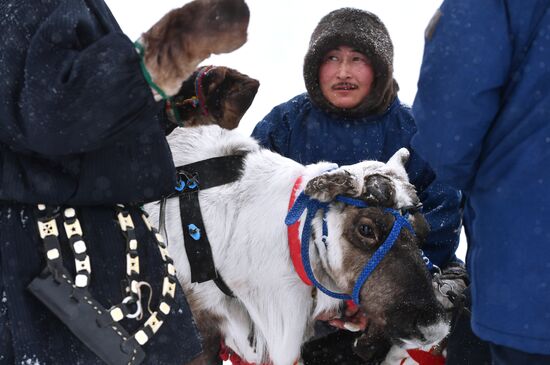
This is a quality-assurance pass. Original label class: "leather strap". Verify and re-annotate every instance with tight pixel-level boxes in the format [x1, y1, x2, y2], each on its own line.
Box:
[178, 190, 217, 283]
[174, 154, 246, 292]
[175, 154, 247, 190]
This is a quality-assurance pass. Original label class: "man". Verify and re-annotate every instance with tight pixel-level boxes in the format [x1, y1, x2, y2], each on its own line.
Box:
[412, 0, 550, 364]
[252, 7, 464, 363]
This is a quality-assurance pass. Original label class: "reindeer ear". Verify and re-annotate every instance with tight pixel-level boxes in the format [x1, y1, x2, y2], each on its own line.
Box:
[363, 174, 396, 206]
[140, 0, 249, 97]
[386, 148, 410, 180]
[305, 170, 360, 202]
[216, 68, 260, 130]
[197, 67, 260, 130]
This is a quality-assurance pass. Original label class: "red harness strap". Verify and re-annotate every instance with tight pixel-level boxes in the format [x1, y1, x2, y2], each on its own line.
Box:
[219, 341, 298, 365]
[287, 176, 363, 314]
[215, 177, 312, 365]
[287, 176, 313, 286]
[403, 348, 446, 365]
[220, 341, 258, 365]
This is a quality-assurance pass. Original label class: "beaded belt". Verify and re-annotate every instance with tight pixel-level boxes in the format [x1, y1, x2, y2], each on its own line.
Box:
[28, 204, 177, 365]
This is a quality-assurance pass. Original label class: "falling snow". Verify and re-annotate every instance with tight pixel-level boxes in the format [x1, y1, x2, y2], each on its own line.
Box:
[20, 355, 41, 365]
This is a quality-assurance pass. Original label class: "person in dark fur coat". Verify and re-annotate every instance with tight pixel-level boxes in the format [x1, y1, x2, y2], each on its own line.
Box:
[252, 8, 465, 364]
[0, 0, 249, 364]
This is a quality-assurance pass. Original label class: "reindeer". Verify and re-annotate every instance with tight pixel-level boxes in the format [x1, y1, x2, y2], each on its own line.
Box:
[146, 125, 449, 365]
[139, 0, 250, 98]
[165, 66, 259, 134]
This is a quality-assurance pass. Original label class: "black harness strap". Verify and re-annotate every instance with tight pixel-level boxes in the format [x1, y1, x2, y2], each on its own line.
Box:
[175, 155, 248, 190]
[213, 276, 235, 298]
[174, 155, 246, 296]
[178, 190, 216, 283]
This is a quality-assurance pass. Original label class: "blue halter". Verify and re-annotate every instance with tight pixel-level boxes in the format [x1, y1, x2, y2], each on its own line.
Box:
[285, 192, 415, 305]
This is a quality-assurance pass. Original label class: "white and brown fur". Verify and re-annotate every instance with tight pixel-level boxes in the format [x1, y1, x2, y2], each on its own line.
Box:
[140, 0, 250, 98]
[146, 125, 449, 365]
[166, 66, 259, 134]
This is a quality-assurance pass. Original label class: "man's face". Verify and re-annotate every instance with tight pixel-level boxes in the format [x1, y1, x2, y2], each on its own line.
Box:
[319, 46, 374, 109]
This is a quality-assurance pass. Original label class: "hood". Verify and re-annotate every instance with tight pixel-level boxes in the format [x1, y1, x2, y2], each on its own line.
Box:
[303, 8, 399, 118]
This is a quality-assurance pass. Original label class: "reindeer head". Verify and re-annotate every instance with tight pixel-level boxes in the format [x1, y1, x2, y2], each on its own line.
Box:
[142, 0, 250, 96]
[168, 66, 259, 132]
[303, 148, 447, 363]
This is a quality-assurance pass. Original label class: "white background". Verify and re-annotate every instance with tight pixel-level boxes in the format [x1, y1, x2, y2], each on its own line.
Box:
[105, 0, 466, 261]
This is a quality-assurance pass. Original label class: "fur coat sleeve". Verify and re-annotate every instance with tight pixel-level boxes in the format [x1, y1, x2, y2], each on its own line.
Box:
[3, 0, 160, 156]
[251, 94, 309, 154]
[0, 0, 174, 204]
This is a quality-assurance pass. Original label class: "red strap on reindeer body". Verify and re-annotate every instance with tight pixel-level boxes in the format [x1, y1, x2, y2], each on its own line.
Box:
[219, 341, 298, 365]
[287, 176, 313, 286]
[213, 176, 311, 365]
[287, 177, 364, 314]
[219, 342, 256, 365]
[400, 348, 445, 365]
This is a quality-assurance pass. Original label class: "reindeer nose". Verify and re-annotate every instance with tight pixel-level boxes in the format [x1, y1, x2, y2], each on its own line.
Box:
[385, 300, 448, 347]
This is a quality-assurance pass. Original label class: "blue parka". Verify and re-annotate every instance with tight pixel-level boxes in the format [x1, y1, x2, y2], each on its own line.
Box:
[252, 94, 462, 269]
[412, 0, 550, 354]
[0, 1, 201, 363]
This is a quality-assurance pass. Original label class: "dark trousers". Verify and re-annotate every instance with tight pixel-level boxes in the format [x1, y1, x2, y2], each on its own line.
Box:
[490, 344, 550, 365]
[446, 288, 491, 365]
[0, 263, 14, 364]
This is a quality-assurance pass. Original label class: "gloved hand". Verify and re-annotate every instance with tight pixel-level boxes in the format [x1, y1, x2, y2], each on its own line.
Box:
[432, 262, 469, 311]
[138, 0, 250, 99]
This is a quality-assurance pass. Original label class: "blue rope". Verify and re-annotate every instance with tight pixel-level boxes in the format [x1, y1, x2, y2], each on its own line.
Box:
[300, 198, 351, 300]
[285, 191, 311, 225]
[285, 192, 422, 305]
[286, 193, 352, 299]
[335, 195, 368, 207]
[420, 249, 435, 272]
[336, 196, 415, 232]
[396, 210, 414, 233]
[321, 211, 328, 247]
[351, 215, 407, 304]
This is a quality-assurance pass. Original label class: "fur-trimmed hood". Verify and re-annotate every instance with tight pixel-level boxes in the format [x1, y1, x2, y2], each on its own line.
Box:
[303, 8, 399, 118]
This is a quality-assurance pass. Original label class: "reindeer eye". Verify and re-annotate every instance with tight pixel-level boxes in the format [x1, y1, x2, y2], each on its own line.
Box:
[359, 224, 374, 238]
